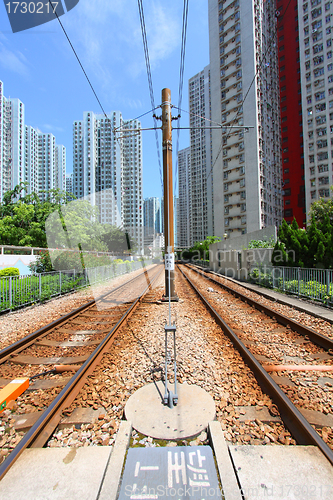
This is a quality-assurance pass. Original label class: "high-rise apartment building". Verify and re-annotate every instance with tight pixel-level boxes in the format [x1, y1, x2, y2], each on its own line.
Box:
[208, 0, 283, 237]
[277, 0, 305, 227]
[177, 147, 191, 247]
[298, 0, 333, 216]
[25, 125, 39, 195]
[73, 112, 143, 252]
[189, 65, 214, 242]
[0, 81, 66, 202]
[66, 173, 73, 196]
[0, 81, 25, 201]
[143, 196, 161, 248]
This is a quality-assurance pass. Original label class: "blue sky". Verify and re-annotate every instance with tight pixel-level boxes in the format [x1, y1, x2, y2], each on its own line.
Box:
[0, 0, 209, 200]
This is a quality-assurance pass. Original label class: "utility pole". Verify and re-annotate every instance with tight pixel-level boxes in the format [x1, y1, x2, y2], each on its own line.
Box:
[162, 88, 178, 301]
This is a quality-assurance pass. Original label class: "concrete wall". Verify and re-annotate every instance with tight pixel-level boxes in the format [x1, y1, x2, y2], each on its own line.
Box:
[210, 225, 277, 253]
[0, 254, 36, 275]
[208, 227, 276, 280]
[209, 247, 274, 280]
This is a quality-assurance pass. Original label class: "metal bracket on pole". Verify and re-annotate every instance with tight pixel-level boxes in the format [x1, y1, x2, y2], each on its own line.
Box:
[164, 323, 178, 408]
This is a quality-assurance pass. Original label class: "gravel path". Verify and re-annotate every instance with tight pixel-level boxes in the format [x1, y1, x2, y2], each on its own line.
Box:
[0, 265, 155, 350]
[4, 265, 333, 464]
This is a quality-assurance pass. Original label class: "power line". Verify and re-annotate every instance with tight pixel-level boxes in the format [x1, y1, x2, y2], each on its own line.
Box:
[206, 0, 293, 182]
[174, 0, 189, 195]
[137, 0, 163, 190]
[48, 0, 108, 119]
[172, 105, 226, 128]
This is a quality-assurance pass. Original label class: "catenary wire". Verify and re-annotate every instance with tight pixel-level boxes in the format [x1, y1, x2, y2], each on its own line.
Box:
[137, 0, 163, 190]
[48, 0, 108, 120]
[172, 105, 226, 128]
[174, 0, 190, 195]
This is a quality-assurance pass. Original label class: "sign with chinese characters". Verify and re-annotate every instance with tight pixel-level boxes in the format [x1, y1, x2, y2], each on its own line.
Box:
[165, 253, 175, 271]
[118, 446, 221, 499]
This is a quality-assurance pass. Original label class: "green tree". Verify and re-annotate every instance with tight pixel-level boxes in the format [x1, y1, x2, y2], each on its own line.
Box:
[0, 183, 69, 248]
[273, 193, 333, 268]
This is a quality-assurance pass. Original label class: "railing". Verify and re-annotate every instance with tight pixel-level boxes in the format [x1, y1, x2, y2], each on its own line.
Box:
[249, 265, 333, 307]
[0, 260, 152, 313]
[190, 259, 210, 268]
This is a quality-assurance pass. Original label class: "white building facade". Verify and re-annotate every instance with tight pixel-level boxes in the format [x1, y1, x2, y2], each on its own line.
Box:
[143, 196, 161, 248]
[299, 0, 333, 214]
[177, 147, 191, 247]
[208, 0, 283, 238]
[73, 112, 143, 253]
[0, 81, 66, 202]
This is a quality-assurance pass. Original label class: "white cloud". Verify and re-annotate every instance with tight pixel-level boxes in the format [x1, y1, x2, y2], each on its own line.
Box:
[59, 0, 182, 96]
[0, 41, 30, 76]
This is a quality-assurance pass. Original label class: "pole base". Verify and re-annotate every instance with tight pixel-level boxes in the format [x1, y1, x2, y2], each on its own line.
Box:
[160, 294, 179, 302]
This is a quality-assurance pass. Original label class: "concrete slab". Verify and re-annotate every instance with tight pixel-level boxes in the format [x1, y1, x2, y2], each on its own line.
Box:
[99, 420, 132, 500]
[56, 328, 102, 335]
[235, 406, 281, 423]
[12, 411, 43, 431]
[317, 376, 333, 387]
[269, 328, 286, 334]
[11, 354, 89, 365]
[293, 338, 310, 345]
[253, 354, 273, 363]
[284, 355, 305, 363]
[310, 352, 333, 360]
[0, 378, 10, 388]
[0, 446, 112, 500]
[229, 445, 333, 500]
[36, 339, 100, 347]
[124, 381, 216, 440]
[208, 421, 242, 500]
[28, 377, 71, 391]
[296, 407, 333, 427]
[270, 375, 296, 387]
[59, 407, 107, 429]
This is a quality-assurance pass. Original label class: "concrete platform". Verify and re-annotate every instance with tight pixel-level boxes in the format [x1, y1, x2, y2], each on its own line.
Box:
[124, 381, 216, 440]
[229, 445, 333, 500]
[1, 419, 333, 500]
[0, 446, 112, 500]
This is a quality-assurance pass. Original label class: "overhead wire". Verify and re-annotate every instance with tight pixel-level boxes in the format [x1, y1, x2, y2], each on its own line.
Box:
[172, 105, 226, 128]
[137, 0, 163, 190]
[206, 0, 293, 182]
[174, 0, 189, 195]
[48, 0, 108, 120]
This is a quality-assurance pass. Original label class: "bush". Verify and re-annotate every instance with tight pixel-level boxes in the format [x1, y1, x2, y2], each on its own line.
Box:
[0, 267, 20, 277]
[124, 260, 132, 272]
[29, 251, 54, 273]
[52, 251, 111, 271]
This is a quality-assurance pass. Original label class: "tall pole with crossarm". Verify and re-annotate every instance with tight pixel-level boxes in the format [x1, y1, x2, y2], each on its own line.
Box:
[162, 88, 178, 301]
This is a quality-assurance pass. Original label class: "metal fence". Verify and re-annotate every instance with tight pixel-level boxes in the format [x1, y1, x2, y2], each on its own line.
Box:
[190, 259, 210, 268]
[0, 260, 152, 313]
[249, 265, 333, 307]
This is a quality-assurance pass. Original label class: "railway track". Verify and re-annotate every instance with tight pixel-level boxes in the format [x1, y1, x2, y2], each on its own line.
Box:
[178, 263, 333, 465]
[0, 264, 163, 480]
[1, 262, 333, 483]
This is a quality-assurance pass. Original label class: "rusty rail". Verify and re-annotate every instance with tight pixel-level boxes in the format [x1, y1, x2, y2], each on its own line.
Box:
[0, 265, 163, 480]
[185, 264, 333, 351]
[0, 265, 158, 364]
[178, 264, 333, 466]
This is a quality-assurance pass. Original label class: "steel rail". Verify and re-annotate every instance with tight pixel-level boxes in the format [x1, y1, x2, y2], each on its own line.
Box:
[178, 265, 333, 466]
[0, 265, 163, 481]
[0, 265, 158, 364]
[185, 264, 333, 351]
